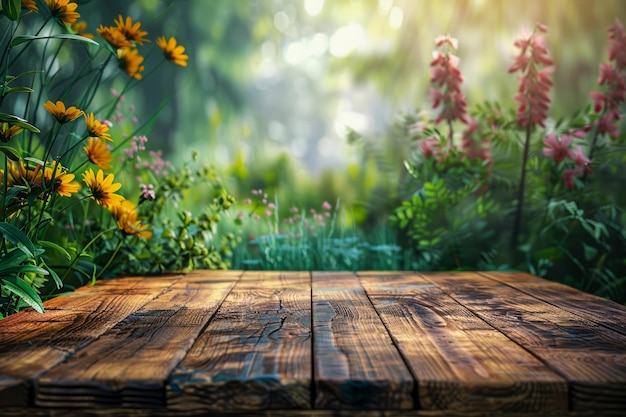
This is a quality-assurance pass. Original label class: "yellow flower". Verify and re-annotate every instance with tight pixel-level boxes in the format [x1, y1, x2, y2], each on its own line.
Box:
[70, 20, 94, 40]
[82, 168, 124, 209]
[45, 0, 79, 25]
[96, 25, 132, 49]
[114, 15, 149, 45]
[156, 36, 188, 67]
[43, 164, 80, 197]
[83, 112, 112, 142]
[43, 100, 82, 124]
[111, 200, 152, 238]
[21, 0, 38, 12]
[117, 47, 145, 80]
[0, 122, 23, 142]
[83, 137, 112, 170]
[6, 160, 43, 196]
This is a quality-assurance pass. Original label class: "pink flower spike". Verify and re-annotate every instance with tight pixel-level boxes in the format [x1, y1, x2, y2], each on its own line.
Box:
[268, 203, 276, 209]
[265, 210, 272, 217]
[244, 199, 251, 205]
[251, 189, 259, 195]
[322, 201, 332, 210]
[290, 207, 298, 213]
[536, 23, 548, 33]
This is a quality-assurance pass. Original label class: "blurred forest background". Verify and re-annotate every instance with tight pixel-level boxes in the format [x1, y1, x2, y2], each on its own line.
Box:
[83, 0, 625, 222]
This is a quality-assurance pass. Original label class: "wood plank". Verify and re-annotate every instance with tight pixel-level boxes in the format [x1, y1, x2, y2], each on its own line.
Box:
[423, 272, 626, 412]
[167, 271, 312, 411]
[1, 407, 625, 417]
[357, 272, 567, 412]
[479, 271, 626, 336]
[34, 271, 240, 408]
[0, 276, 176, 407]
[312, 272, 414, 410]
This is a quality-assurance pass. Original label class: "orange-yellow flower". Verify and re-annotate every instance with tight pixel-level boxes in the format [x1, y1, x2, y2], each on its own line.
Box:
[156, 36, 188, 67]
[117, 47, 145, 80]
[83, 137, 112, 170]
[84, 112, 112, 142]
[43, 164, 80, 197]
[97, 25, 132, 49]
[0, 123, 23, 142]
[21, 0, 38, 12]
[6, 159, 42, 190]
[70, 20, 94, 40]
[45, 0, 80, 25]
[111, 200, 152, 238]
[43, 100, 82, 124]
[114, 15, 149, 45]
[82, 168, 124, 209]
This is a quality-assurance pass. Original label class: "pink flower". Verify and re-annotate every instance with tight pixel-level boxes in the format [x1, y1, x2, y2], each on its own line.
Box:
[268, 203, 276, 209]
[567, 145, 585, 165]
[462, 118, 490, 161]
[435, 34, 458, 49]
[542, 133, 573, 163]
[429, 40, 467, 125]
[418, 137, 439, 158]
[588, 19, 626, 139]
[290, 206, 298, 213]
[563, 165, 589, 190]
[265, 210, 272, 217]
[322, 201, 332, 210]
[509, 25, 554, 128]
[244, 199, 251, 205]
[140, 183, 156, 201]
[608, 18, 626, 71]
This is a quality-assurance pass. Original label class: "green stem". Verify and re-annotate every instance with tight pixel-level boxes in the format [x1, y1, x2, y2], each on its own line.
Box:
[511, 121, 533, 251]
[96, 237, 124, 279]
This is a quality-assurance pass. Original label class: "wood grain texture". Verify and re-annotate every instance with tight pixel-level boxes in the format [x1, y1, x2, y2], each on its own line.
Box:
[312, 272, 414, 410]
[167, 271, 312, 411]
[34, 271, 239, 409]
[423, 272, 626, 411]
[0, 276, 176, 407]
[479, 271, 626, 336]
[2, 407, 625, 417]
[357, 272, 567, 412]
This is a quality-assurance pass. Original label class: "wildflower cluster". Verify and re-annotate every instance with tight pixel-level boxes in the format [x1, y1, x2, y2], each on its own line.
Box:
[392, 19, 625, 296]
[239, 190, 334, 239]
[0, 0, 190, 316]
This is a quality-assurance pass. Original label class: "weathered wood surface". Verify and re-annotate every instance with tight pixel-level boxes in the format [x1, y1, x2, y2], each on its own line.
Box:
[168, 271, 311, 411]
[0, 270, 625, 416]
[357, 272, 567, 412]
[312, 272, 414, 409]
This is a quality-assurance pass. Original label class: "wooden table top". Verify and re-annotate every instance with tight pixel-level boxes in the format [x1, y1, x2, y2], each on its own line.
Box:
[0, 271, 625, 417]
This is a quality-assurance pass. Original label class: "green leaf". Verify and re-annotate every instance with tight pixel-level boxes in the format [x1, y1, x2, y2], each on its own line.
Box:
[1, 277, 44, 313]
[0, 145, 21, 161]
[1, 0, 20, 20]
[11, 34, 99, 47]
[38, 240, 71, 261]
[0, 222, 36, 257]
[40, 258, 62, 289]
[3, 86, 34, 95]
[0, 264, 48, 276]
[0, 112, 40, 133]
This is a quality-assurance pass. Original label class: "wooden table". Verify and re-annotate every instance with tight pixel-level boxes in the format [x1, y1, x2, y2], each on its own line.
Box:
[0, 271, 625, 416]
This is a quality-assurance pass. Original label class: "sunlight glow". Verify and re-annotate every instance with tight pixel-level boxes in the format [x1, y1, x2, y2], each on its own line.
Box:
[389, 7, 403, 29]
[329, 24, 366, 58]
[305, 0, 324, 17]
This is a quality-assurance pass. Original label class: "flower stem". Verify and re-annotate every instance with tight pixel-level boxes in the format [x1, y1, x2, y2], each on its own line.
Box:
[511, 122, 533, 250]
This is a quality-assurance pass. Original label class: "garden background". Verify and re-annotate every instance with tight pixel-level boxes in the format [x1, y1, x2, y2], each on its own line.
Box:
[1, 0, 625, 317]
